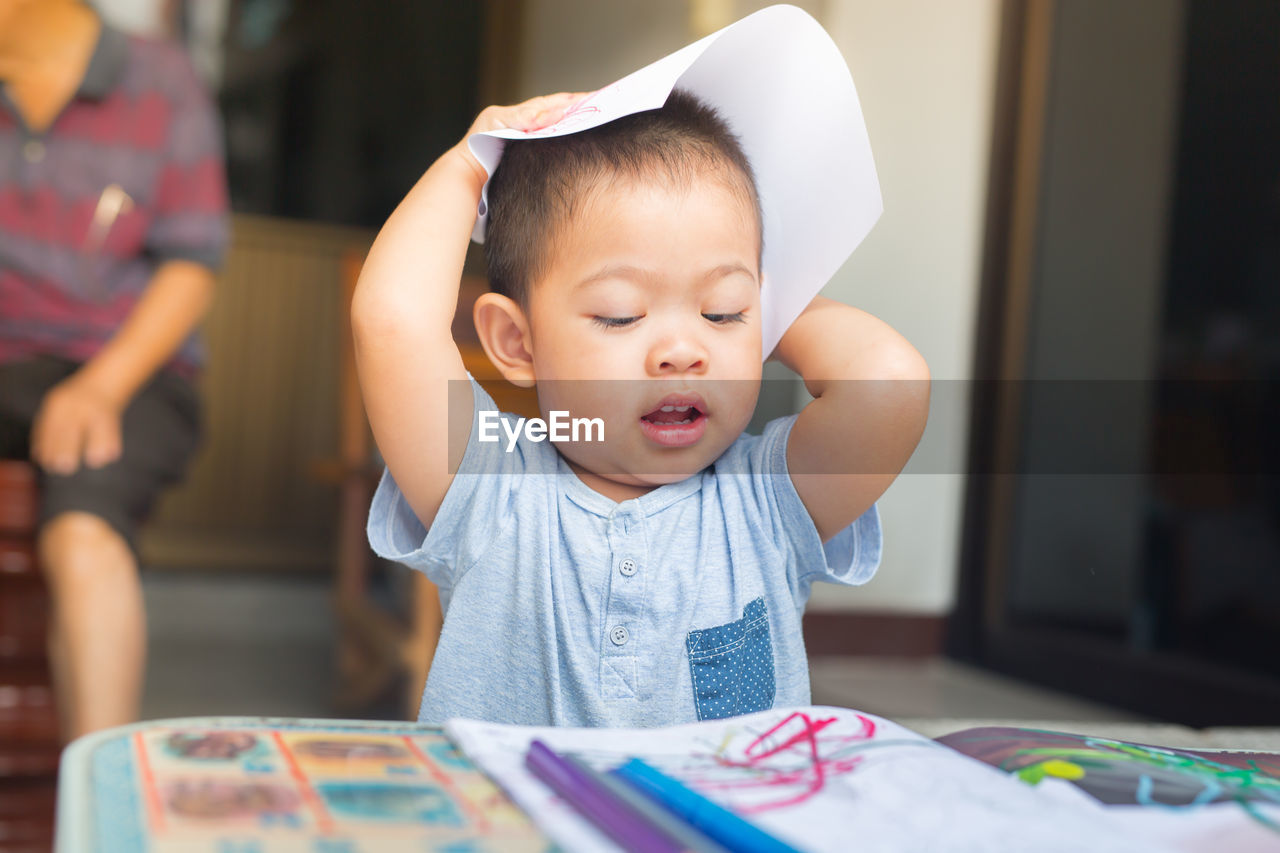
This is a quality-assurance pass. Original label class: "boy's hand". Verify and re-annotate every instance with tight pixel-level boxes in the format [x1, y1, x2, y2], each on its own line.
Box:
[775, 296, 930, 542]
[353, 92, 586, 530]
[451, 92, 591, 186]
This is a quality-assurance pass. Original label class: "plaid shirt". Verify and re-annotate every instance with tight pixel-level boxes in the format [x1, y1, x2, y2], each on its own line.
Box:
[0, 22, 229, 376]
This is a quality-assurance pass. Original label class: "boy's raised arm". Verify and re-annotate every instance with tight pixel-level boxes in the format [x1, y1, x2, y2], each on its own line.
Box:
[352, 94, 582, 529]
[774, 296, 931, 542]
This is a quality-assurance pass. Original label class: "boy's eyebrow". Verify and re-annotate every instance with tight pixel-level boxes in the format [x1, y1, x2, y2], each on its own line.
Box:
[573, 263, 757, 291]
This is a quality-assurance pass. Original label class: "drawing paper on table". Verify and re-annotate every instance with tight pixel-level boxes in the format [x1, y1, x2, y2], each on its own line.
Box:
[445, 706, 1172, 853]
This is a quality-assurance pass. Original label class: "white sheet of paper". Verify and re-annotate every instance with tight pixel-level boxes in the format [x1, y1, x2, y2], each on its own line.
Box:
[446, 706, 1176, 853]
[467, 4, 883, 356]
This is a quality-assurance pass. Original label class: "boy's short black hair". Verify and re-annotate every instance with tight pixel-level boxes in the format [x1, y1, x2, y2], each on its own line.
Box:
[484, 89, 761, 305]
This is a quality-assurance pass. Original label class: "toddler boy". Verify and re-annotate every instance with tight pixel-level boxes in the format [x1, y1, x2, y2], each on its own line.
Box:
[355, 88, 928, 726]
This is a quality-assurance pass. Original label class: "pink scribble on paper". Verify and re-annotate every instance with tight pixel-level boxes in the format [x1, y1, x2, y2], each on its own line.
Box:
[534, 85, 613, 135]
[680, 711, 879, 814]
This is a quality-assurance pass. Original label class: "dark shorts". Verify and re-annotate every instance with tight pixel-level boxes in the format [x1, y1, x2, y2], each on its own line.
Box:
[0, 356, 202, 550]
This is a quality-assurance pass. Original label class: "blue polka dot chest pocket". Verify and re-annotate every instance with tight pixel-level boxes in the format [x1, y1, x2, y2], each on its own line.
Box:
[685, 596, 776, 721]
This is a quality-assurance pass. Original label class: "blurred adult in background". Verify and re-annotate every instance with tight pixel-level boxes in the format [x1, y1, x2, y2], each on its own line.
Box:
[0, 0, 228, 738]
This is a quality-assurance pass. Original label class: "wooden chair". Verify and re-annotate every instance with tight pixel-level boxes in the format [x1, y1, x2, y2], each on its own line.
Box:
[326, 254, 538, 718]
[0, 461, 59, 851]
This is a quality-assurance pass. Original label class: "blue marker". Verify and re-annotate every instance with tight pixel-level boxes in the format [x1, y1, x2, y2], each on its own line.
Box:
[611, 758, 802, 853]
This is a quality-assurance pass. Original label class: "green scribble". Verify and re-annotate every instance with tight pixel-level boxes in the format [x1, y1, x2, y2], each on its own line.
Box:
[995, 734, 1280, 833]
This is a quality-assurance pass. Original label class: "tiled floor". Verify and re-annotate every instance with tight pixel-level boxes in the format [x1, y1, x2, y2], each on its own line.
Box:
[142, 572, 337, 721]
[139, 573, 1280, 750]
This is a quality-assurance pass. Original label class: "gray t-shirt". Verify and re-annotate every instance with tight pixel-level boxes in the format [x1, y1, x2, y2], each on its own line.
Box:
[367, 378, 881, 726]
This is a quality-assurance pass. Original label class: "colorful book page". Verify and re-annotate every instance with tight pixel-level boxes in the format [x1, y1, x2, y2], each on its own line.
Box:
[937, 727, 1280, 853]
[446, 705, 1172, 853]
[67, 718, 549, 852]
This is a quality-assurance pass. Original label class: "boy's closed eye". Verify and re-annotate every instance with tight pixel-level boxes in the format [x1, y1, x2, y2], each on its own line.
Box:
[590, 311, 749, 329]
[702, 311, 748, 325]
[592, 315, 642, 329]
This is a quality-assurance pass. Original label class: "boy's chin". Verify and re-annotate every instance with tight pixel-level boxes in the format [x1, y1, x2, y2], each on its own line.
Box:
[624, 468, 703, 487]
[615, 446, 728, 484]
[564, 449, 712, 488]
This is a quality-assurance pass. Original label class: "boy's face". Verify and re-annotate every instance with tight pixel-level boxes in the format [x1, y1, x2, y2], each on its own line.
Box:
[524, 172, 763, 496]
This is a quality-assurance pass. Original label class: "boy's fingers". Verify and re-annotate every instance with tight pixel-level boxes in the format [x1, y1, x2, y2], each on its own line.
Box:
[521, 92, 593, 131]
[467, 91, 594, 136]
[513, 92, 592, 127]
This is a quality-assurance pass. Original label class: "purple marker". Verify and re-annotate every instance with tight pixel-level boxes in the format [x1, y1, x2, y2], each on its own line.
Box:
[525, 739, 684, 853]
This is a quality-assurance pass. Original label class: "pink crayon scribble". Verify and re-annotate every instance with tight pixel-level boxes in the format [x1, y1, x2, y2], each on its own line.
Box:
[686, 712, 880, 814]
[536, 86, 613, 135]
[562, 94, 602, 121]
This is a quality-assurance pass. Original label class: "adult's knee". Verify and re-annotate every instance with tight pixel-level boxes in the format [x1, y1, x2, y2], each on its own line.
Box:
[38, 511, 136, 592]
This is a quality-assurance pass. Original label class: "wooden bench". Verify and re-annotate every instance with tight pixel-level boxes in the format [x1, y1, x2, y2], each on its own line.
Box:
[0, 460, 59, 851]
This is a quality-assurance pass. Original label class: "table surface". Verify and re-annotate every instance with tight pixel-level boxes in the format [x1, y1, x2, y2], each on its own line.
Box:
[59, 713, 1280, 852]
[56, 716, 550, 852]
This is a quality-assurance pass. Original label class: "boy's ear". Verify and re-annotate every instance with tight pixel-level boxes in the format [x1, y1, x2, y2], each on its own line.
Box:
[473, 293, 536, 388]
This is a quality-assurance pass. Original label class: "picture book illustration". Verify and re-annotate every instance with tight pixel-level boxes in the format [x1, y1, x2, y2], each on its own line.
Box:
[64, 718, 549, 852]
[445, 706, 1174, 853]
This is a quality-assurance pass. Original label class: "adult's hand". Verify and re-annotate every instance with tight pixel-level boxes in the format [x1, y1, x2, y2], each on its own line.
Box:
[27, 259, 217, 476]
[30, 375, 126, 475]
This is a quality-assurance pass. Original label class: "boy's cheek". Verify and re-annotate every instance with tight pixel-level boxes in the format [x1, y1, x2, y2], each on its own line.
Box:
[535, 380, 634, 420]
[530, 345, 637, 383]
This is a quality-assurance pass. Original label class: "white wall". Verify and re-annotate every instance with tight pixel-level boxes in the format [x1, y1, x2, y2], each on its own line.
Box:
[807, 0, 1000, 614]
[516, 0, 1002, 615]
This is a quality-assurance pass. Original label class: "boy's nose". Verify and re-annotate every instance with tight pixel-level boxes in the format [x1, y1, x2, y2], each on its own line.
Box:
[648, 335, 707, 375]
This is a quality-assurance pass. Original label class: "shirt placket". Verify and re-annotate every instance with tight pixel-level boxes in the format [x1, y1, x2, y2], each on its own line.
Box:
[3, 96, 103, 300]
[1, 95, 41, 193]
[598, 503, 650, 702]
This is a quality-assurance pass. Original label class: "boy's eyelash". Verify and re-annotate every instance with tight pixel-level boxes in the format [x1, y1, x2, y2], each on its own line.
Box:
[592, 315, 641, 328]
[590, 312, 747, 328]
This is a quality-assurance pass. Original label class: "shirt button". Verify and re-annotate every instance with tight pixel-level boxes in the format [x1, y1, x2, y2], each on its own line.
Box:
[609, 625, 629, 646]
[23, 140, 46, 163]
[619, 558, 637, 577]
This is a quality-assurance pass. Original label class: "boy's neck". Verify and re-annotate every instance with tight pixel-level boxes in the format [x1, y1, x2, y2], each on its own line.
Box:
[564, 458, 661, 505]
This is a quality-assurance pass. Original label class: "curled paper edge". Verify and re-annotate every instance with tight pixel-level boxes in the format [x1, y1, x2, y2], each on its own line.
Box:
[465, 4, 882, 357]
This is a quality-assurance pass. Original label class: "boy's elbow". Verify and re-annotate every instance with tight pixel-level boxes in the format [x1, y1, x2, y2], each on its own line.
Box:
[868, 338, 930, 402]
[881, 344, 930, 384]
[813, 330, 931, 441]
[870, 340, 931, 440]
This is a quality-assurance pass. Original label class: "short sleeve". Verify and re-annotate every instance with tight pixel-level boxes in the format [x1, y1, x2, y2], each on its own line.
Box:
[146, 49, 229, 271]
[723, 415, 882, 593]
[366, 377, 533, 586]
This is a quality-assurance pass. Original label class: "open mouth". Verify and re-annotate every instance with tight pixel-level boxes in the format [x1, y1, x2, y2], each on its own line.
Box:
[639, 394, 708, 447]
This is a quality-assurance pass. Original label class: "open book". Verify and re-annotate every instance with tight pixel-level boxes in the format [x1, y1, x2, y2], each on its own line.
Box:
[445, 706, 1280, 853]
